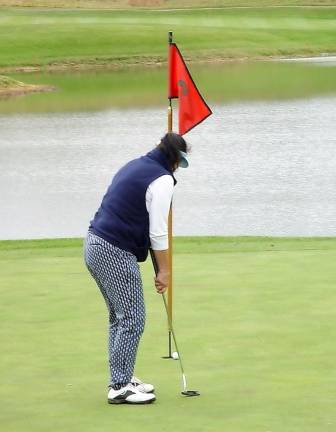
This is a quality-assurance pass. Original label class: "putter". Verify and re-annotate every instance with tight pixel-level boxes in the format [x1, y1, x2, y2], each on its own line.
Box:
[150, 249, 200, 397]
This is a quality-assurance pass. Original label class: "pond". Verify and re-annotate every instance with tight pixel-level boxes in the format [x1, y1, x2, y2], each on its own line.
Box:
[0, 61, 335, 239]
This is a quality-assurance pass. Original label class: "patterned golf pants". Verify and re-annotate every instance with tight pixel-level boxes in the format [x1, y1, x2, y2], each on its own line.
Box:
[83, 230, 146, 390]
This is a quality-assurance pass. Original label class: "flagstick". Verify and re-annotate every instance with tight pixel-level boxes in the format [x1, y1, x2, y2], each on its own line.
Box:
[166, 31, 173, 359]
[164, 30, 212, 359]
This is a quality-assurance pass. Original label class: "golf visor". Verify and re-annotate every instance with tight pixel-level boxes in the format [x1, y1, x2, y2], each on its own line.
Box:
[179, 151, 189, 168]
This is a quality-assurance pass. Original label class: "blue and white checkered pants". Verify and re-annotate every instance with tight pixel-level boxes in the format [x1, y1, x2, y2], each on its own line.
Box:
[84, 231, 146, 390]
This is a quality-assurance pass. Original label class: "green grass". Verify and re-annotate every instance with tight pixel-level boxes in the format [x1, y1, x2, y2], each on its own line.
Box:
[0, 7, 335, 70]
[1, 236, 336, 431]
[0, 6, 335, 113]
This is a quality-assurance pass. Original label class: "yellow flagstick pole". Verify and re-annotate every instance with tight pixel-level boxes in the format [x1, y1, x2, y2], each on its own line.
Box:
[167, 31, 173, 358]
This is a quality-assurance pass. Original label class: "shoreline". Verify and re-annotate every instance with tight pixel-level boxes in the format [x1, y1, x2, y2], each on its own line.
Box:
[1, 53, 336, 75]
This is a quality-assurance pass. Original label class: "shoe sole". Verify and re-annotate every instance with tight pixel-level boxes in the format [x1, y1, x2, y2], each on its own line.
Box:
[108, 398, 156, 405]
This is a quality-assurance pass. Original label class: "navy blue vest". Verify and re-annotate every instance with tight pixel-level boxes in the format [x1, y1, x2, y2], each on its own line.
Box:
[89, 148, 175, 262]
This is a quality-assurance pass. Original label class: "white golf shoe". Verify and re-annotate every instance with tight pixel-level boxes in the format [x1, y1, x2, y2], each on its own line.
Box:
[108, 383, 155, 405]
[131, 376, 155, 393]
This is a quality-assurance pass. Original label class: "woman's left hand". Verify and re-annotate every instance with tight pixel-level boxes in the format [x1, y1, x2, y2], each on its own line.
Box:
[154, 271, 169, 294]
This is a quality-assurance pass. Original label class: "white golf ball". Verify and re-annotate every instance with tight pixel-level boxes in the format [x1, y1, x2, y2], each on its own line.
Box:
[172, 351, 179, 360]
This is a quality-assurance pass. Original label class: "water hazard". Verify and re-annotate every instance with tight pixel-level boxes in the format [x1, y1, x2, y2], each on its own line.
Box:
[1, 97, 335, 239]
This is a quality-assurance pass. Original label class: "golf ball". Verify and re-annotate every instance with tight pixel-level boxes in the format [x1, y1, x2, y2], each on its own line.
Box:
[172, 351, 179, 360]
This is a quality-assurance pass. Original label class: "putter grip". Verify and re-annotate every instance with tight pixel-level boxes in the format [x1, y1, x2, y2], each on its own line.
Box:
[149, 248, 159, 275]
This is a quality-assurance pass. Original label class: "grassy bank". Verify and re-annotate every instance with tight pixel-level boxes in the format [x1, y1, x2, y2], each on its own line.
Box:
[0, 7, 335, 71]
[0, 74, 54, 97]
[1, 236, 336, 431]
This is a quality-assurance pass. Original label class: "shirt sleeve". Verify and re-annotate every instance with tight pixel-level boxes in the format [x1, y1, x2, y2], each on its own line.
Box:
[145, 175, 174, 251]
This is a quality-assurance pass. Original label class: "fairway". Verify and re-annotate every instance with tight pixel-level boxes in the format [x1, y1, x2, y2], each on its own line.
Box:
[1, 237, 336, 431]
[0, 7, 335, 70]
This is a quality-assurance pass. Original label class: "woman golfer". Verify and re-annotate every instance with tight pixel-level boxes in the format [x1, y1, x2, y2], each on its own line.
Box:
[84, 132, 189, 404]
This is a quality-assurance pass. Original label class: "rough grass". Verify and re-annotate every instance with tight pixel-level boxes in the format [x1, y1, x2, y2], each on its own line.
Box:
[1, 236, 336, 432]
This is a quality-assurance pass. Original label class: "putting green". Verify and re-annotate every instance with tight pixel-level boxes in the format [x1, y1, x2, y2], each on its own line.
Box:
[0, 236, 335, 431]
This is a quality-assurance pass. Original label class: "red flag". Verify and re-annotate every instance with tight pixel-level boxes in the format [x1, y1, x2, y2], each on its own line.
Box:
[168, 43, 212, 135]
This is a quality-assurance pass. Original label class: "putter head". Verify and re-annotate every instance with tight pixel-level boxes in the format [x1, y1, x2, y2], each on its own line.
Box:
[181, 390, 200, 397]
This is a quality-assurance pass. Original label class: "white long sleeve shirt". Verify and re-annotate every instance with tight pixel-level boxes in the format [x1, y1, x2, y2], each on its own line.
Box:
[145, 175, 174, 250]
